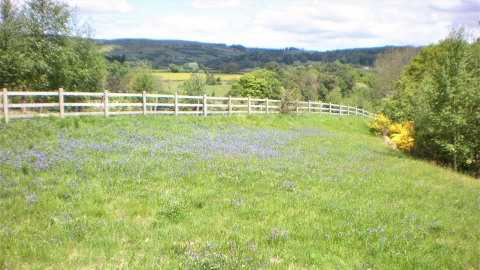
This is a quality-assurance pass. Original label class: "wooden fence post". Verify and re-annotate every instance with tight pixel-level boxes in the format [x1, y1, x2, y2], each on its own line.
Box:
[265, 97, 269, 114]
[203, 94, 207, 117]
[329, 102, 332, 115]
[174, 92, 179, 116]
[339, 105, 342, 115]
[228, 96, 232, 115]
[308, 100, 311, 113]
[21, 85, 27, 114]
[142, 91, 147, 115]
[104, 90, 109, 117]
[59, 88, 64, 118]
[355, 106, 358, 116]
[347, 105, 350, 115]
[319, 100, 322, 114]
[296, 100, 299, 113]
[248, 96, 251, 114]
[2, 88, 8, 123]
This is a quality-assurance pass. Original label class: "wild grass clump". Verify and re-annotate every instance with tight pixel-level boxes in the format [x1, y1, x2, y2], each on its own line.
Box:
[0, 114, 478, 269]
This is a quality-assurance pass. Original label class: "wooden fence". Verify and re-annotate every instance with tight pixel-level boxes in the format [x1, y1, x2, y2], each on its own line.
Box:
[0, 88, 376, 123]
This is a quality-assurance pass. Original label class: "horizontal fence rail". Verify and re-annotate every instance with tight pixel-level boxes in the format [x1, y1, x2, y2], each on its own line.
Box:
[0, 88, 376, 123]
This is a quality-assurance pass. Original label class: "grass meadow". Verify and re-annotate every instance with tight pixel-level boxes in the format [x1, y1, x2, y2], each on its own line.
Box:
[158, 72, 239, 96]
[155, 72, 243, 81]
[0, 114, 479, 269]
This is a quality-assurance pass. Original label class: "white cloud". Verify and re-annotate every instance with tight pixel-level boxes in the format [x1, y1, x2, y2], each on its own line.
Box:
[95, 14, 230, 42]
[66, 0, 134, 13]
[90, 0, 480, 51]
[192, 0, 242, 9]
[243, 0, 480, 50]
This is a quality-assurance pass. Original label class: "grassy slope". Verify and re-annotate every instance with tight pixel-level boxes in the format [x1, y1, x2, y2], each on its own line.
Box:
[0, 114, 478, 269]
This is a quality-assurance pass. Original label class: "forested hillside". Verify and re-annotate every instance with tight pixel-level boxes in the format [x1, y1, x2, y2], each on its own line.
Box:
[100, 39, 402, 70]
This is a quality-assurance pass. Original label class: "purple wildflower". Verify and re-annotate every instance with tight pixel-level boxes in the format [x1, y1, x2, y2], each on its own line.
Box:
[26, 194, 36, 204]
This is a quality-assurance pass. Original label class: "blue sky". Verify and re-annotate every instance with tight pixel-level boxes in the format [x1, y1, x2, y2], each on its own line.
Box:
[65, 0, 479, 51]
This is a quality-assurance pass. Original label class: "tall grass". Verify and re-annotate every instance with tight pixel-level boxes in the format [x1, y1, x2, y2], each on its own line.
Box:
[0, 114, 478, 269]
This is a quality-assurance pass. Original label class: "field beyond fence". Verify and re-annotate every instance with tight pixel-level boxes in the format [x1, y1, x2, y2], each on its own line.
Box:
[0, 88, 375, 123]
[155, 72, 243, 81]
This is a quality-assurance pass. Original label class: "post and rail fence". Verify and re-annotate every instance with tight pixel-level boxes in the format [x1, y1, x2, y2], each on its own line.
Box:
[0, 88, 376, 123]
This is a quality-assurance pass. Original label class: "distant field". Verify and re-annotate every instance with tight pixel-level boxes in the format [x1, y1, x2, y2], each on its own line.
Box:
[155, 72, 243, 81]
[161, 81, 233, 97]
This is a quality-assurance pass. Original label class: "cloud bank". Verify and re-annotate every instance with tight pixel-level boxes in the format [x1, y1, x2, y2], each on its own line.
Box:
[79, 0, 480, 51]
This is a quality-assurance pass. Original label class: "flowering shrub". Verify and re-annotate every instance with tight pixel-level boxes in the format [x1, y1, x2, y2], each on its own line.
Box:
[390, 121, 415, 151]
[368, 115, 414, 151]
[367, 114, 391, 136]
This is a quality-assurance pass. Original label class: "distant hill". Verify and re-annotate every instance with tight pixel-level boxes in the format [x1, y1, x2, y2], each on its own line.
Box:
[98, 39, 407, 71]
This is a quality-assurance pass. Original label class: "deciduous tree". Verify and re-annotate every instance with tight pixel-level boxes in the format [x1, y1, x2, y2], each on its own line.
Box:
[130, 60, 156, 93]
[183, 71, 206, 96]
[0, 0, 106, 91]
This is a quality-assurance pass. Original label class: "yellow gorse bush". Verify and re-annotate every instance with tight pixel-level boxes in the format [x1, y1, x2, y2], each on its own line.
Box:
[390, 121, 414, 151]
[368, 115, 414, 151]
[367, 114, 391, 136]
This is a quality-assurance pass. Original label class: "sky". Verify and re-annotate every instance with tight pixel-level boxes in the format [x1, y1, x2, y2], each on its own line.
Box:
[64, 0, 479, 51]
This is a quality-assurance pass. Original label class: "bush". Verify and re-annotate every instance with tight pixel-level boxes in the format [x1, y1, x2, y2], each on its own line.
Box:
[368, 115, 414, 151]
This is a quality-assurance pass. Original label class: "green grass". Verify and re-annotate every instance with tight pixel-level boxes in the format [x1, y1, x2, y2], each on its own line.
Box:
[156, 72, 243, 81]
[160, 81, 231, 97]
[0, 114, 479, 269]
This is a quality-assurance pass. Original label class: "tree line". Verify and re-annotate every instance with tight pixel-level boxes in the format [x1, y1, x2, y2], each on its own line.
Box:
[102, 38, 400, 71]
[380, 27, 480, 178]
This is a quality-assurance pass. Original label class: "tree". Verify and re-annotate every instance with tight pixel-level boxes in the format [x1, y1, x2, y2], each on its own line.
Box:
[169, 63, 179, 73]
[183, 71, 206, 96]
[372, 47, 420, 99]
[106, 60, 130, 92]
[205, 73, 217, 85]
[0, 0, 105, 91]
[0, 0, 31, 90]
[187, 62, 199, 73]
[229, 73, 266, 98]
[226, 62, 237, 73]
[228, 69, 282, 99]
[130, 60, 156, 93]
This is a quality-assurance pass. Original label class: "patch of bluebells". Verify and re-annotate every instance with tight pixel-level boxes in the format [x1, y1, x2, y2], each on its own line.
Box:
[181, 240, 267, 269]
[0, 124, 329, 174]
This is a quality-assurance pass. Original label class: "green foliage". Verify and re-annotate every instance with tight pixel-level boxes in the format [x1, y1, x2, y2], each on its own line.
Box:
[105, 61, 130, 92]
[384, 27, 480, 177]
[0, 0, 32, 90]
[168, 63, 179, 73]
[183, 62, 199, 73]
[229, 69, 282, 99]
[102, 39, 400, 70]
[129, 60, 156, 93]
[0, 0, 106, 91]
[225, 62, 237, 73]
[205, 73, 219, 85]
[183, 71, 206, 96]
